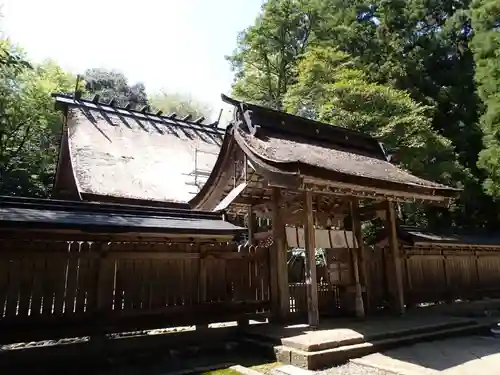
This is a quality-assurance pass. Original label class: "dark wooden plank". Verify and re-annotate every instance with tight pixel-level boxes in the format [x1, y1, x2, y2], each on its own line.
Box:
[386, 201, 405, 314]
[304, 191, 319, 327]
[349, 200, 365, 318]
[122, 259, 134, 311]
[271, 187, 289, 321]
[151, 262, 163, 308]
[41, 253, 56, 316]
[64, 242, 80, 315]
[53, 244, 70, 316]
[4, 257, 21, 318]
[17, 255, 34, 317]
[75, 242, 91, 314]
[113, 258, 125, 312]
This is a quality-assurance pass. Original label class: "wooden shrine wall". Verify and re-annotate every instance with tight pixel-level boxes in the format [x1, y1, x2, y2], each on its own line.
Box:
[288, 244, 500, 317]
[368, 245, 500, 309]
[0, 235, 270, 344]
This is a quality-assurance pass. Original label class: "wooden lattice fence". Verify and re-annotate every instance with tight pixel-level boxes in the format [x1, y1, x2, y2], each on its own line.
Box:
[288, 245, 500, 317]
[367, 245, 500, 309]
[0, 236, 270, 343]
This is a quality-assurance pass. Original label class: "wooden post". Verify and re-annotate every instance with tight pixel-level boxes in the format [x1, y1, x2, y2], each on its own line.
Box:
[248, 206, 256, 246]
[91, 242, 112, 344]
[386, 201, 405, 315]
[197, 242, 209, 330]
[238, 206, 256, 328]
[304, 191, 319, 327]
[94, 242, 112, 313]
[349, 201, 365, 318]
[474, 250, 481, 297]
[272, 187, 290, 321]
[442, 249, 451, 303]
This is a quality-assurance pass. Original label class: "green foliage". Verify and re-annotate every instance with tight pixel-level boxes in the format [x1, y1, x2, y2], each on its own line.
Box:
[226, 0, 319, 109]
[149, 91, 212, 120]
[285, 47, 464, 184]
[471, 0, 500, 195]
[285, 47, 471, 227]
[83, 68, 148, 108]
[0, 41, 77, 197]
[231, 0, 500, 230]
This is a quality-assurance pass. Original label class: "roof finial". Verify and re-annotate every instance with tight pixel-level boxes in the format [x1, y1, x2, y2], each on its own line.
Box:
[108, 98, 117, 106]
[211, 108, 223, 127]
[74, 74, 83, 100]
[140, 105, 150, 113]
[194, 116, 205, 124]
[156, 110, 163, 116]
[182, 114, 192, 121]
[92, 94, 100, 103]
[125, 103, 132, 110]
[168, 113, 177, 119]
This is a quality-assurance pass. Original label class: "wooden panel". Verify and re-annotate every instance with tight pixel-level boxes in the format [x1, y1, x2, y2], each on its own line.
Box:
[0, 235, 271, 344]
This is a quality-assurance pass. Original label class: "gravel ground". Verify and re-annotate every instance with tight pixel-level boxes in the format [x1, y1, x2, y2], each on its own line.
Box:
[318, 362, 398, 375]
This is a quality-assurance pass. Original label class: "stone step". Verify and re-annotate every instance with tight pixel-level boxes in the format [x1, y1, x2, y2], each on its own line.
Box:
[230, 364, 266, 375]
[271, 364, 316, 375]
[273, 321, 492, 370]
[245, 318, 475, 353]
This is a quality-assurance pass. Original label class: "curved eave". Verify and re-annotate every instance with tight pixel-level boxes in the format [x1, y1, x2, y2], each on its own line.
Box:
[232, 127, 459, 204]
[194, 96, 460, 208]
[189, 126, 237, 210]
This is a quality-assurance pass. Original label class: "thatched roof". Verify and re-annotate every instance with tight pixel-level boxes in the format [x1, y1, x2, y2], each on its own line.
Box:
[235, 126, 448, 191]
[190, 95, 460, 211]
[53, 94, 223, 205]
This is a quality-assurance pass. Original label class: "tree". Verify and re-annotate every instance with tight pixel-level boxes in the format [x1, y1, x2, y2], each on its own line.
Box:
[230, 0, 500, 229]
[471, 0, 500, 195]
[149, 91, 212, 120]
[83, 68, 147, 108]
[313, 1, 482, 172]
[284, 46, 471, 228]
[226, 0, 318, 109]
[0, 41, 77, 197]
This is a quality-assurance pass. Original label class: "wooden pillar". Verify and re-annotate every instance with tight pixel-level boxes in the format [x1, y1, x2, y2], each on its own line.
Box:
[238, 206, 256, 328]
[349, 201, 365, 318]
[386, 201, 405, 315]
[248, 205, 256, 246]
[271, 187, 289, 321]
[304, 191, 319, 327]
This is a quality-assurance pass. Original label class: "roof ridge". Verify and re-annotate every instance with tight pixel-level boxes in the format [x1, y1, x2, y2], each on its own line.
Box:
[52, 93, 225, 135]
[221, 94, 387, 160]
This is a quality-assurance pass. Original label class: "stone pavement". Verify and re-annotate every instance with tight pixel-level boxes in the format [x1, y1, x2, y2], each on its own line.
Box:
[352, 336, 500, 374]
[246, 314, 474, 351]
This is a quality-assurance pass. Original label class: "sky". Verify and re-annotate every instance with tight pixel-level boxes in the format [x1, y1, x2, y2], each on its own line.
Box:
[1, 0, 263, 120]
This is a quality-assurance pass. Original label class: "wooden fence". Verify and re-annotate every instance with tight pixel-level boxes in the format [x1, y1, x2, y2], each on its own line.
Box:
[0, 237, 270, 343]
[368, 245, 500, 309]
[289, 245, 500, 317]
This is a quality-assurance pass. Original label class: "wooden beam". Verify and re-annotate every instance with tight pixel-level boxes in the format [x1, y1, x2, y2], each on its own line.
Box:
[232, 196, 272, 206]
[304, 191, 319, 327]
[386, 201, 405, 315]
[350, 200, 367, 316]
[358, 201, 386, 215]
[302, 178, 453, 205]
[271, 188, 290, 321]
